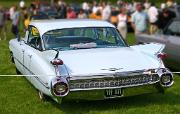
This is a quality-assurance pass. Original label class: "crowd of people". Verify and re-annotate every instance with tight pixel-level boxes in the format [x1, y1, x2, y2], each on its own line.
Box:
[0, 0, 178, 41]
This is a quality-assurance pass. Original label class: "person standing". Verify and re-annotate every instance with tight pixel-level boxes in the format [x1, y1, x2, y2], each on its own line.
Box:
[9, 5, 15, 20]
[92, 1, 99, 14]
[67, 7, 77, 19]
[11, 6, 20, 41]
[166, 0, 174, 8]
[57, 0, 67, 19]
[0, 6, 6, 40]
[144, 0, 151, 12]
[117, 8, 128, 39]
[102, 2, 111, 21]
[157, 9, 176, 30]
[132, 0, 138, 12]
[161, 3, 166, 10]
[24, 14, 30, 30]
[78, 9, 87, 19]
[19, 0, 25, 9]
[82, 0, 90, 15]
[131, 3, 148, 35]
[148, 3, 159, 34]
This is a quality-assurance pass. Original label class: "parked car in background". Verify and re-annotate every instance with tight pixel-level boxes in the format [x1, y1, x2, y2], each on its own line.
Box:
[9, 19, 174, 104]
[169, 5, 180, 17]
[43, 8, 59, 19]
[70, 3, 81, 15]
[136, 18, 180, 68]
[31, 1, 59, 19]
[31, 11, 50, 20]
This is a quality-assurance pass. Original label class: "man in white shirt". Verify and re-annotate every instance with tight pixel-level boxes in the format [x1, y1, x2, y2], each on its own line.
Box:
[102, 2, 111, 21]
[148, 3, 158, 34]
[82, 0, 90, 14]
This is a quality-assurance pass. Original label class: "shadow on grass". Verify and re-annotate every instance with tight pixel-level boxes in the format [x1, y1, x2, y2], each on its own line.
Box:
[47, 91, 180, 114]
[164, 59, 180, 72]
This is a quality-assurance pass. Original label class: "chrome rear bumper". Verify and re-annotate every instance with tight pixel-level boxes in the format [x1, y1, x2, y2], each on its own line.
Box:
[53, 68, 173, 103]
[63, 82, 161, 101]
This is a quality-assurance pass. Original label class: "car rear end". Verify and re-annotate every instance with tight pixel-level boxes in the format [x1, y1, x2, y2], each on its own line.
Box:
[50, 68, 173, 103]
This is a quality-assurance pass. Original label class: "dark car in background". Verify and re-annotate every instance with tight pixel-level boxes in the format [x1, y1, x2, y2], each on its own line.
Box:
[70, 3, 81, 14]
[31, 11, 50, 20]
[169, 5, 180, 17]
[136, 18, 180, 69]
[30, 1, 60, 19]
[44, 8, 60, 19]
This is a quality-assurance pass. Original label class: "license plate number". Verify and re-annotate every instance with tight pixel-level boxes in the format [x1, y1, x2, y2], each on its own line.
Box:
[105, 89, 123, 98]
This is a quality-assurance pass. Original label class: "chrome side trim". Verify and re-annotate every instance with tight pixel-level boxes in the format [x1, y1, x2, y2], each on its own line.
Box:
[14, 57, 50, 89]
[69, 69, 156, 80]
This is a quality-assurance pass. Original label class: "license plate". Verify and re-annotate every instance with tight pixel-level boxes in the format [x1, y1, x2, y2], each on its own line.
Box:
[104, 88, 123, 98]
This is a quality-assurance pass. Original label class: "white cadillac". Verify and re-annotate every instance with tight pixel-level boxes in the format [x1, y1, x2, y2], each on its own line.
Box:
[9, 19, 174, 103]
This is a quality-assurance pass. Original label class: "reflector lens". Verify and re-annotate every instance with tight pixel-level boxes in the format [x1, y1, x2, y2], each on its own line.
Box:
[161, 75, 171, 83]
[160, 73, 173, 87]
[53, 82, 68, 96]
[51, 77, 69, 97]
[56, 84, 66, 92]
[157, 53, 168, 59]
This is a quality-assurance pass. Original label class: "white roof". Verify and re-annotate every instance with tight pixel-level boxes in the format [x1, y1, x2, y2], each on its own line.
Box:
[30, 19, 115, 36]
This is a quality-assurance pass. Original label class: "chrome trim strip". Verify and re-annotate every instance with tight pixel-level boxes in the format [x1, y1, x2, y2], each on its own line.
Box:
[34, 76, 50, 89]
[68, 69, 157, 80]
[69, 80, 159, 91]
[14, 57, 50, 89]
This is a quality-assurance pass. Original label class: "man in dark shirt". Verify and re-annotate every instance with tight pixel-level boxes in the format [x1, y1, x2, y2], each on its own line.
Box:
[57, 1, 67, 19]
[157, 8, 176, 29]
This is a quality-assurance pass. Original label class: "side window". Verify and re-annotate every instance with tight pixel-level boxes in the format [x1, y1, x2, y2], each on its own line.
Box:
[165, 21, 180, 36]
[83, 28, 95, 38]
[177, 6, 180, 13]
[27, 26, 42, 50]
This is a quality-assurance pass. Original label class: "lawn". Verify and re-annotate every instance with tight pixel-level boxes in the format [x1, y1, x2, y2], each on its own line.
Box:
[0, 1, 180, 114]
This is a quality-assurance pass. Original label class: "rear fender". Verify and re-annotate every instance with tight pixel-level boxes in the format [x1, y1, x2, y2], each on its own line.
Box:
[130, 43, 165, 55]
